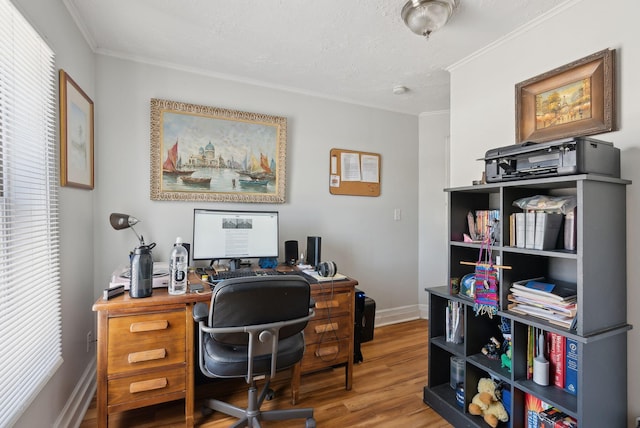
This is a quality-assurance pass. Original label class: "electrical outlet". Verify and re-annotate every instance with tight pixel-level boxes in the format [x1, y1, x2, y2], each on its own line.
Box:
[86, 331, 93, 353]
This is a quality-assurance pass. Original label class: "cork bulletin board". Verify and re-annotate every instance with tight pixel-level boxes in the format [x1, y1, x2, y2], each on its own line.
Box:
[329, 148, 381, 196]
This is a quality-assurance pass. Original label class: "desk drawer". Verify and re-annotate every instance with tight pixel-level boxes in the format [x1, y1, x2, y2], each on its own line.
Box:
[311, 290, 351, 318]
[301, 337, 350, 372]
[107, 366, 186, 406]
[108, 310, 186, 374]
[305, 315, 351, 344]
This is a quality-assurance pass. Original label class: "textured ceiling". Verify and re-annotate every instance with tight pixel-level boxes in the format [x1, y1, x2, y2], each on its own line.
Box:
[64, 0, 572, 115]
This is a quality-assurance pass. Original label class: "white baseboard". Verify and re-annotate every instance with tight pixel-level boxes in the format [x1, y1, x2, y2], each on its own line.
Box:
[374, 304, 427, 327]
[418, 303, 429, 319]
[55, 357, 96, 428]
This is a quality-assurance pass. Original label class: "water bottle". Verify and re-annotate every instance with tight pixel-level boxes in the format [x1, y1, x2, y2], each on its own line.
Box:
[130, 243, 155, 298]
[169, 237, 188, 295]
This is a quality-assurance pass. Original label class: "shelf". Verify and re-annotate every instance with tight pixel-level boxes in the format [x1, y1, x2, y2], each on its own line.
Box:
[501, 246, 577, 259]
[501, 310, 632, 343]
[515, 379, 577, 418]
[467, 353, 511, 384]
[431, 336, 464, 356]
[444, 174, 631, 193]
[423, 384, 487, 428]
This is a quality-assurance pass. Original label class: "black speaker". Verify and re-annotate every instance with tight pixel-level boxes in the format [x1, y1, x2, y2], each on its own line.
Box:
[182, 242, 191, 266]
[284, 240, 298, 265]
[306, 236, 321, 268]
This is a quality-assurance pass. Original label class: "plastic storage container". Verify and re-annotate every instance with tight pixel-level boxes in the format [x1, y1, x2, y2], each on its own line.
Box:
[450, 356, 464, 389]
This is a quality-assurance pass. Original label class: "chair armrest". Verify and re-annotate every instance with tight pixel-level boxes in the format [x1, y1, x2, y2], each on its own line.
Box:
[193, 302, 208, 322]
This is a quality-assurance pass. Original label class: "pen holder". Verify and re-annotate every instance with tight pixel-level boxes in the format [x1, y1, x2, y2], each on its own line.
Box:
[450, 356, 464, 389]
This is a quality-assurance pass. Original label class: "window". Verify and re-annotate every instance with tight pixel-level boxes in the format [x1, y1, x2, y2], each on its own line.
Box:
[0, 0, 61, 425]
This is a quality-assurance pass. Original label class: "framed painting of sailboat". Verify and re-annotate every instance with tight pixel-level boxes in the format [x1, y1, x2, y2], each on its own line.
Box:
[150, 98, 287, 203]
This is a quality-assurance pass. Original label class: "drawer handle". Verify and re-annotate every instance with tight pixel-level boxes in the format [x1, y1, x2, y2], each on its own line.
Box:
[314, 322, 339, 334]
[129, 377, 168, 394]
[129, 320, 169, 333]
[315, 345, 339, 357]
[128, 348, 167, 363]
[315, 300, 339, 309]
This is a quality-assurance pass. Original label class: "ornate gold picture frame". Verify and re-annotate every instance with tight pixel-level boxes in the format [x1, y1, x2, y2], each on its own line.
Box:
[515, 49, 615, 144]
[150, 99, 287, 203]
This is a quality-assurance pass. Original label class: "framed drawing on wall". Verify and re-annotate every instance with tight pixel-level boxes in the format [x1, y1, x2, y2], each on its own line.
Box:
[150, 98, 287, 203]
[515, 48, 615, 144]
[59, 70, 94, 189]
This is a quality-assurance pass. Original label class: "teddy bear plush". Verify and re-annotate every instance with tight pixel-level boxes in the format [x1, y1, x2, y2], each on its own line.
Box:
[468, 377, 509, 428]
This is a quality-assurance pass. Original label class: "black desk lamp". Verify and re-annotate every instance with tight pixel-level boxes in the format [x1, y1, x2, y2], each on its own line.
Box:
[109, 212, 145, 245]
[109, 213, 154, 298]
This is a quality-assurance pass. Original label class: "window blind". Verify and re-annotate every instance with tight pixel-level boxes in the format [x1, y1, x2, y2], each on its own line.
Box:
[0, 0, 62, 425]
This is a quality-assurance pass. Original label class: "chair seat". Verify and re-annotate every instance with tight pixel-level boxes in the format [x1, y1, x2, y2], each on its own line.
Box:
[203, 331, 305, 378]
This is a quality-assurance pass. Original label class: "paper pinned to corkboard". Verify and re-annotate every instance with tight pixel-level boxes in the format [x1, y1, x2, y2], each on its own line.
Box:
[329, 148, 380, 196]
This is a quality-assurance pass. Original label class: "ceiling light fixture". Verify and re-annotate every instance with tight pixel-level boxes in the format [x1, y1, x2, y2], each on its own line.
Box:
[401, 0, 458, 39]
[393, 85, 409, 95]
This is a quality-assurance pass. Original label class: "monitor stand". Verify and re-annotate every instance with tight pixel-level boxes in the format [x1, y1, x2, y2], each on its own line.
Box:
[228, 258, 241, 271]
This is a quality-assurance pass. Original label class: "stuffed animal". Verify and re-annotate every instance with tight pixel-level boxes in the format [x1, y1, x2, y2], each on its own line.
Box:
[468, 377, 509, 428]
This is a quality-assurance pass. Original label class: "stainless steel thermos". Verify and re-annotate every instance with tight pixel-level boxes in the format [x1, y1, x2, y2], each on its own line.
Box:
[130, 243, 155, 298]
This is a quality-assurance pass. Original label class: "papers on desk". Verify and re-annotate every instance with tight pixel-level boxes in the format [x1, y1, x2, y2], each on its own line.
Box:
[301, 269, 348, 282]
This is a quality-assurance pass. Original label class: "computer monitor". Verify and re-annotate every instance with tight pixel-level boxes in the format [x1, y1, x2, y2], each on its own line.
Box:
[192, 209, 279, 266]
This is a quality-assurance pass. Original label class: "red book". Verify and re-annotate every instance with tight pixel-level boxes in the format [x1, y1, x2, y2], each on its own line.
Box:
[548, 332, 566, 388]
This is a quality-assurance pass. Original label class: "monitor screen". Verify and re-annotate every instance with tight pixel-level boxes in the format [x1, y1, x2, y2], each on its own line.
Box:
[192, 209, 279, 261]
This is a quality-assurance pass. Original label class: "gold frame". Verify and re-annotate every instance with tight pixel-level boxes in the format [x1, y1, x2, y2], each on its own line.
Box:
[59, 70, 94, 189]
[515, 49, 615, 144]
[150, 98, 287, 203]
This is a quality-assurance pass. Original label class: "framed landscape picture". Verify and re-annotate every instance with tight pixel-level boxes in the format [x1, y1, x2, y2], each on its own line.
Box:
[59, 70, 94, 189]
[515, 49, 615, 144]
[150, 98, 287, 203]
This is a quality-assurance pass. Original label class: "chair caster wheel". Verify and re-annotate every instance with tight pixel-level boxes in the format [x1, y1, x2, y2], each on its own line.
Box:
[306, 417, 316, 428]
[265, 389, 275, 400]
[201, 405, 213, 417]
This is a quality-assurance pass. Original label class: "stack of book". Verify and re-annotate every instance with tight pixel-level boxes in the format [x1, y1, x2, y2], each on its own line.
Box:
[508, 278, 577, 329]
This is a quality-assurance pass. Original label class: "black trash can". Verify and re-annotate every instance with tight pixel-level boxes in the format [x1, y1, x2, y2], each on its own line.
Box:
[354, 288, 376, 363]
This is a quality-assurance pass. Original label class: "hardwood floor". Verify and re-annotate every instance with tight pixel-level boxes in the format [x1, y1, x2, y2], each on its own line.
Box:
[80, 319, 452, 427]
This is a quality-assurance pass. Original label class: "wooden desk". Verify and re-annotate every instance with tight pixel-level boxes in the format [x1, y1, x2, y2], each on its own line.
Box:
[292, 277, 356, 404]
[92, 273, 357, 426]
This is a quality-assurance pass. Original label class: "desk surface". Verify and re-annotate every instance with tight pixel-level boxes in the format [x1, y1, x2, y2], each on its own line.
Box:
[94, 269, 355, 311]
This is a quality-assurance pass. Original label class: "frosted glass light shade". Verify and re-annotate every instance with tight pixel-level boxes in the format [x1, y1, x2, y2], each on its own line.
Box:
[401, 0, 457, 38]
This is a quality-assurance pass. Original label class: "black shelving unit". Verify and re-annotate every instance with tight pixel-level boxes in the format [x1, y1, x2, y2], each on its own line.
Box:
[423, 175, 631, 428]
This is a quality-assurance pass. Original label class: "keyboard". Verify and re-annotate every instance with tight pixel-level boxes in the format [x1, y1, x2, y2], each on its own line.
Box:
[209, 269, 280, 282]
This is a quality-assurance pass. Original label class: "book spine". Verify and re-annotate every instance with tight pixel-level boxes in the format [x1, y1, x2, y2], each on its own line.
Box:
[527, 325, 534, 380]
[548, 332, 565, 388]
[565, 338, 578, 395]
[525, 211, 536, 249]
[533, 211, 546, 250]
[516, 213, 525, 248]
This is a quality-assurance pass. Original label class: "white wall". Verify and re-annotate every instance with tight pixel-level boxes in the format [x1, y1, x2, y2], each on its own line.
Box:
[418, 111, 450, 313]
[449, 0, 640, 424]
[11, 0, 97, 427]
[93, 56, 421, 325]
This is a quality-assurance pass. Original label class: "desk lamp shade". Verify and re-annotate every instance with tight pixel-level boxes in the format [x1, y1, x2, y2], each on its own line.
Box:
[109, 212, 144, 245]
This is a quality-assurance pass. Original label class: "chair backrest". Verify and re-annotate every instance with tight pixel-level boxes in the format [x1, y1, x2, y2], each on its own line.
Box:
[208, 275, 311, 346]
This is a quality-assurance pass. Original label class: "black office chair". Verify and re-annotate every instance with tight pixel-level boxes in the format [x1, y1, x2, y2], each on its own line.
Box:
[193, 275, 316, 428]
